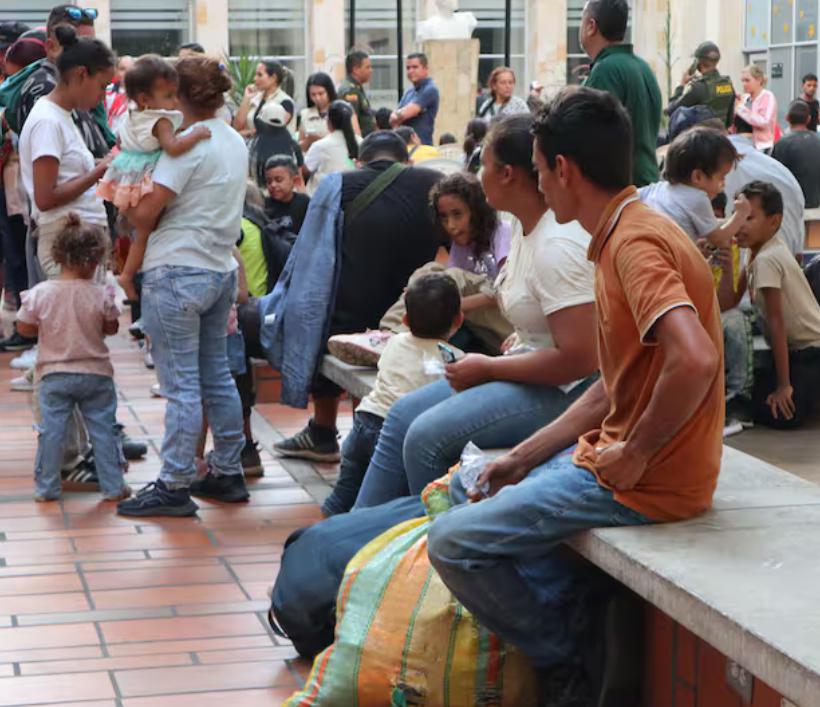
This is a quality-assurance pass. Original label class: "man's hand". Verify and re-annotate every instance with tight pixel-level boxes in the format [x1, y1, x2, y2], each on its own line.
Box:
[389, 111, 401, 127]
[595, 442, 650, 491]
[445, 353, 492, 392]
[470, 452, 531, 501]
[767, 384, 795, 421]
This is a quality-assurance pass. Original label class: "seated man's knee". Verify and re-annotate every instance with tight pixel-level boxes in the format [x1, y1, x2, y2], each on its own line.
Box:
[427, 510, 471, 567]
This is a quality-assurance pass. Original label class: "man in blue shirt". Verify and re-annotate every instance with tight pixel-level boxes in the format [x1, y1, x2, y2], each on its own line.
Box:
[391, 52, 440, 145]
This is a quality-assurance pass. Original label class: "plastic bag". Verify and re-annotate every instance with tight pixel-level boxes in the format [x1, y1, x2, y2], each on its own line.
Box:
[458, 441, 491, 498]
[422, 353, 446, 377]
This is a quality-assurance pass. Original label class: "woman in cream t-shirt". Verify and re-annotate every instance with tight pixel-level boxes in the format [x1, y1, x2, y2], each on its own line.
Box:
[354, 113, 599, 509]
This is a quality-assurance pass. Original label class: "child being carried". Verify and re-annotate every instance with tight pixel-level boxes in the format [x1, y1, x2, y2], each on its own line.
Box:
[97, 55, 212, 301]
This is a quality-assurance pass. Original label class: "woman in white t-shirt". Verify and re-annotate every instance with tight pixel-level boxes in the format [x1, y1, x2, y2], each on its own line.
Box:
[354, 113, 599, 508]
[19, 27, 115, 279]
[302, 100, 362, 196]
[116, 56, 250, 518]
[298, 72, 336, 153]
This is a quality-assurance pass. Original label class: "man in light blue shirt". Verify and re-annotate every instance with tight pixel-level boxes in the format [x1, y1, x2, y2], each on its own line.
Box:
[391, 52, 440, 145]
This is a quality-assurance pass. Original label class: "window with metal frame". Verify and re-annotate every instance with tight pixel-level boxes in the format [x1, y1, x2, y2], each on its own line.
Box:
[110, 0, 191, 58]
[0, 1, 54, 29]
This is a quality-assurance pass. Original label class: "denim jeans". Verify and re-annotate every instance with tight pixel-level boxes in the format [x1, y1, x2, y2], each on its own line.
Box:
[36, 373, 125, 499]
[354, 376, 594, 509]
[142, 266, 244, 488]
[322, 411, 384, 517]
[427, 447, 652, 667]
[722, 307, 752, 403]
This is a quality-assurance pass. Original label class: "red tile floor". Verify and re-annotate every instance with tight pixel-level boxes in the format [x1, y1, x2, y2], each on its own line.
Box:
[0, 319, 352, 706]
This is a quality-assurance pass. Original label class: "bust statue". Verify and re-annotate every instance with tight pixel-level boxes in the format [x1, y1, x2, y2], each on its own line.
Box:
[417, 0, 477, 42]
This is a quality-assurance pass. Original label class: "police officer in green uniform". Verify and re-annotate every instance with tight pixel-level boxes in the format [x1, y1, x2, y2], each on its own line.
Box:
[667, 41, 736, 127]
[338, 50, 376, 136]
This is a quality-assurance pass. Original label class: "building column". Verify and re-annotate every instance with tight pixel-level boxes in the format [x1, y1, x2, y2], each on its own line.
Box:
[527, 0, 567, 95]
[193, 0, 230, 56]
[78, 0, 111, 47]
[308, 0, 347, 83]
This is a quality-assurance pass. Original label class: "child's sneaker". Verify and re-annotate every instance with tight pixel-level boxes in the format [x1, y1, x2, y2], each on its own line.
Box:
[103, 485, 132, 502]
[328, 331, 394, 367]
[241, 439, 265, 478]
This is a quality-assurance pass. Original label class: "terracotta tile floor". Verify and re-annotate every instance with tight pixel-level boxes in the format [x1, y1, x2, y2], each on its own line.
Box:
[0, 317, 351, 706]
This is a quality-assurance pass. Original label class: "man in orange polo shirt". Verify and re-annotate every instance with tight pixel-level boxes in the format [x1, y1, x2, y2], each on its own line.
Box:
[427, 87, 723, 700]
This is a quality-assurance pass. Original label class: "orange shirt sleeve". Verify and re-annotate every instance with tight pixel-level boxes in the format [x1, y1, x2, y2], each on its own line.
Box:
[614, 233, 696, 344]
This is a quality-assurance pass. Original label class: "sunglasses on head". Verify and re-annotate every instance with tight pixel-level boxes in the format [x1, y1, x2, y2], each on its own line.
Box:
[59, 7, 98, 23]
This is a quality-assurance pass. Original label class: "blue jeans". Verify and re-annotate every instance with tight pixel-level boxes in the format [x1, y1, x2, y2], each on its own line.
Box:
[354, 377, 594, 509]
[722, 307, 752, 402]
[142, 266, 244, 488]
[427, 448, 652, 667]
[321, 411, 384, 516]
[36, 373, 125, 499]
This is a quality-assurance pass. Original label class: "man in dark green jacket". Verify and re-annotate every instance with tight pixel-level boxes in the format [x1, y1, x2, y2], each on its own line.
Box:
[581, 0, 662, 187]
[666, 42, 736, 128]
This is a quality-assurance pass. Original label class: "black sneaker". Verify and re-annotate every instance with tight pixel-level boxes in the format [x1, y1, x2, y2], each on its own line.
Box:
[128, 319, 145, 340]
[537, 664, 591, 707]
[61, 458, 100, 491]
[115, 423, 148, 460]
[190, 470, 250, 503]
[241, 440, 264, 478]
[117, 480, 199, 517]
[273, 419, 340, 462]
[0, 330, 37, 352]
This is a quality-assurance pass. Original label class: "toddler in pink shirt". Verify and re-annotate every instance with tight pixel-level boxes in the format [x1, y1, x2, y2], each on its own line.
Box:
[16, 214, 130, 503]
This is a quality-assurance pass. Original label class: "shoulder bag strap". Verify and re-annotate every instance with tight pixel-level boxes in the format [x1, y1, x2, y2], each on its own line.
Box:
[345, 162, 405, 224]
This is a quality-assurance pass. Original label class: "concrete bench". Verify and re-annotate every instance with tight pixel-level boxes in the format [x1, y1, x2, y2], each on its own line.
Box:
[321, 353, 819, 706]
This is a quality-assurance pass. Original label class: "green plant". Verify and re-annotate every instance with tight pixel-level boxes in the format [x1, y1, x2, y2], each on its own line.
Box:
[225, 52, 258, 107]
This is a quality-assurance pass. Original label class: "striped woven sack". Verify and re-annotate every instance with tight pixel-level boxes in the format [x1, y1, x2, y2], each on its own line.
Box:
[284, 474, 538, 706]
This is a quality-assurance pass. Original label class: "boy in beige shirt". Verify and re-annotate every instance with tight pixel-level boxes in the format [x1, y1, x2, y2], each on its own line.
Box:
[732, 181, 820, 428]
[321, 273, 464, 516]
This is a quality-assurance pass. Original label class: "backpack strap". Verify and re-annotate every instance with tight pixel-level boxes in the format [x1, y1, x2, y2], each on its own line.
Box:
[345, 162, 405, 224]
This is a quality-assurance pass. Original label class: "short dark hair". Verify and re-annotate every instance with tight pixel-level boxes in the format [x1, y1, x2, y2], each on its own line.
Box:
[53, 26, 114, 79]
[430, 172, 499, 260]
[305, 72, 337, 108]
[585, 0, 629, 42]
[358, 130, 409, 164]
[485, 113, 537, 184]
[787, 99, 812, 126]
[738, 181, 784, 217]
[439, 132, 457, 145]
[179, 42, 205, 54]
[124, 55, 178, 102]
[345, 50, 369, 76]
[404, 273, 461, 339]
[532, 86, 633, 191]
[47, 4, 94, 33]
[711, 191, 727, 216]
[394, 126, 416, 145]
[803, 73, 818, 84]
[265, 154, 299, 176]
[51, 213, 108, 269]
[374, 107, 392, 130]
[664, 126, 738, 184]
[407, 52, 428, 68]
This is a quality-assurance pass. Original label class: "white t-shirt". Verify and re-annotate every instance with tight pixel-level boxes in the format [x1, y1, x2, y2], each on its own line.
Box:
[304, 130, 360, 195]
[358, 333, 463, 419]
[143, 119, 248, 273]
[725, 135, 805, 254]
[19, 97, 107, 227]
[639, 181, 717, 242]
[119, 108, 184, 152]
[496, 211, 595, 390]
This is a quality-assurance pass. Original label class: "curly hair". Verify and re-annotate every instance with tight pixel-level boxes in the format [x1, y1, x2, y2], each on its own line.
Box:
[175, 55, 232, 112]
[51, 214, 108, 269]
[429, 172, 499, 259]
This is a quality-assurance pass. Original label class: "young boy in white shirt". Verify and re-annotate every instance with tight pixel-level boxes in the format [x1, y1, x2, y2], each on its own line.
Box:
[321, 273, 464, 516]
[640, 126, 751, 248]
[730, 181, 820, 428]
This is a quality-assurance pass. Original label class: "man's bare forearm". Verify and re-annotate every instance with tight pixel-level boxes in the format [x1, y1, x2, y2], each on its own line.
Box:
[507, 379, 609, 470]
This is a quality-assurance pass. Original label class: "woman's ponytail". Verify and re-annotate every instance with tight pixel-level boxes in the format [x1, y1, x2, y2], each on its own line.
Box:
[328, 100, 358, 161]
[55, 29, 115, 78]
[53, 24, 78, 49]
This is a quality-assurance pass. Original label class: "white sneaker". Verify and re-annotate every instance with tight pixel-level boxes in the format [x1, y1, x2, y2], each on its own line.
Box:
[10, 347, 37, 370]
[723, 419, 744, 438]
[10, 375, 33, 392]
[150, 383, 163, 398]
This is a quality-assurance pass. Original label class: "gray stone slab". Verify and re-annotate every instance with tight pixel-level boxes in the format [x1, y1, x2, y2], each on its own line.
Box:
[319, 356, 377, 402]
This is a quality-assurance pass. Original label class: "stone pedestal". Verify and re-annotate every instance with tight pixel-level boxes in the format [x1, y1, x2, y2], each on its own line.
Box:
[422, 38, 480, 144]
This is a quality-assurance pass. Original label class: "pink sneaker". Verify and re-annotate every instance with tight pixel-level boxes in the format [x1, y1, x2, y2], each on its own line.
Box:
[328, 331, 394, 368]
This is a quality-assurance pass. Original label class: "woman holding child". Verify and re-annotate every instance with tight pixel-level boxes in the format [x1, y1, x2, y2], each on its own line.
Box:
[353, 114, 600, 507]
[116, 56, 250, 518]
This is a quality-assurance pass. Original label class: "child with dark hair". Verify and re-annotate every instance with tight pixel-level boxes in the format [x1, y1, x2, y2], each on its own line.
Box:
[98, 54, 212, 302]
[15, 214, 129, 503]
[640, 126, 750, 248]
[321, 273, 464, 516]
[726, 181, 820, 428]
